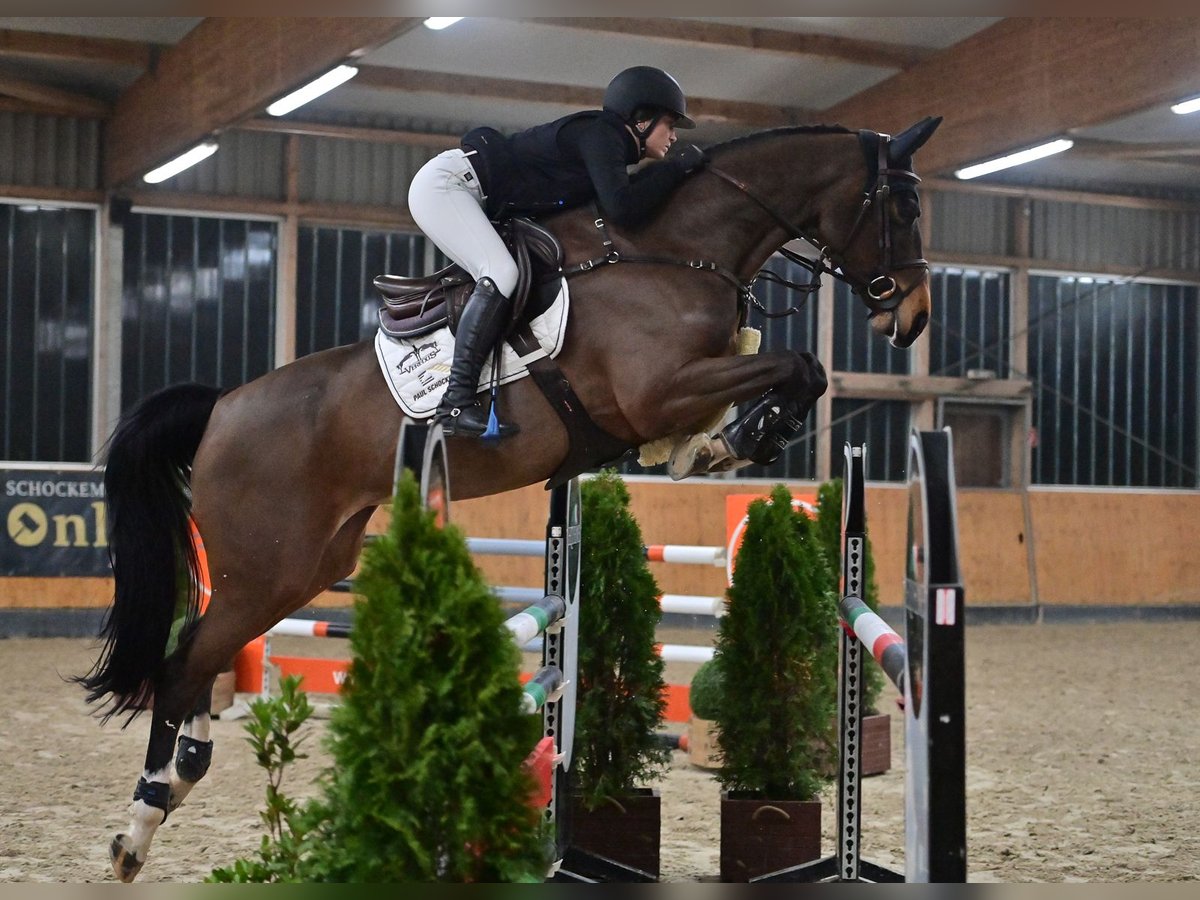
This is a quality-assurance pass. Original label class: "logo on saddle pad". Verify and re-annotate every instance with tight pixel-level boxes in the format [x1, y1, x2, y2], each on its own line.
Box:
[397, 340, 440, 376]
[375, 280, 571, 419]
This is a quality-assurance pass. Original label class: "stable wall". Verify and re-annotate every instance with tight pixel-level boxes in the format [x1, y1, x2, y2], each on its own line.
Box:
[3, 481, 1199, 614]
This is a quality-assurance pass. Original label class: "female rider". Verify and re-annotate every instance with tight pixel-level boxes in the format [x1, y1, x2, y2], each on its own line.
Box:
[407, 65, 707, 439]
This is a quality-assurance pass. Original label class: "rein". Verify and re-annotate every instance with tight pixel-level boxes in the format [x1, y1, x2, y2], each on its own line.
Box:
[560, 215, 795, 319]
[560, 131, 928, 319]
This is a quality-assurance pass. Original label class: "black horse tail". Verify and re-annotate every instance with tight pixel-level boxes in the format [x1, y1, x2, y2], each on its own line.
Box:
[75, 383, 224, 723]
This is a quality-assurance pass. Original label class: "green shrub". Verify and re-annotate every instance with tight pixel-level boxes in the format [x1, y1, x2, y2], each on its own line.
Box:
[575, 470, 669, 809]
[687, 659, 723, 720]
[207, 676, 316, 883]
[712, 484, 839, 801]
[210, 471, 549, 882]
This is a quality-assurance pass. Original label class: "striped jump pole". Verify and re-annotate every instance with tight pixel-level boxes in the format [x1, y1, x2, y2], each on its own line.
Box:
[504, 595, 569, 718]
[504, 594, 567, 646]
[520, 638, 713, 665]
[521, 665, 564, 715]
[839, 594, 906, 694]
[267, 618, 352, 639]
[497, 585, 723, 618]
[465, 537, 726, 568]
[642, 544, 725, 566]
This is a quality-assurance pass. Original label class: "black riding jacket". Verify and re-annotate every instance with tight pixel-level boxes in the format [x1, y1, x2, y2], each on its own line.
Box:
[461, 110, 688, 227]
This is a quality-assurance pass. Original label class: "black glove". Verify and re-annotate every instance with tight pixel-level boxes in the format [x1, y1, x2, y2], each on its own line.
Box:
[667, 142, 707, 174]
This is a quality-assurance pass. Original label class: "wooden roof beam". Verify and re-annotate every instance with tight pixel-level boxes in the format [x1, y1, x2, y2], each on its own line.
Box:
[0, 96, 106, 118]
[354, 65, 810, 128]
[0, 74, 110, 118]
[823, 18, 1200, 177]
[1068, 138, 1200, 162]
[519, 17, 933, 70]
[0, 28, 152, 68]
[104, 17, 424, 190]
[237, 117, 458, 149]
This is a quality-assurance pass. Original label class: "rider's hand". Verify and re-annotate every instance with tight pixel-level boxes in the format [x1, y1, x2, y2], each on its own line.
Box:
[667, 142, 708, 174]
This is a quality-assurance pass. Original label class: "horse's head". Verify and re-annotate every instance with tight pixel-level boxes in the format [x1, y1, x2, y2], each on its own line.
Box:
[818, 116, 942, 349]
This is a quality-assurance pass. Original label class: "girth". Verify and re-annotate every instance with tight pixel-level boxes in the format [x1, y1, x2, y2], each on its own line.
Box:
[375, 216, 564, 339]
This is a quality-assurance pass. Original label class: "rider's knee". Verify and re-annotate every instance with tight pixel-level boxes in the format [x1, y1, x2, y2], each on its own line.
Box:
[480, 255, 519, 298]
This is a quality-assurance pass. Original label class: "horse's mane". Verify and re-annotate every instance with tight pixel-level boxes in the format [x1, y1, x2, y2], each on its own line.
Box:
[708, 124, 855, 157]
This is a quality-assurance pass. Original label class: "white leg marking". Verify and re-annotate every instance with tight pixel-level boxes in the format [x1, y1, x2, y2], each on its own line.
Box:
[123, 766, 170, 861]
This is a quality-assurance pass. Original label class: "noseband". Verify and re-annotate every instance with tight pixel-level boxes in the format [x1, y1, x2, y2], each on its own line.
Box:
[707, 130, 929, 314]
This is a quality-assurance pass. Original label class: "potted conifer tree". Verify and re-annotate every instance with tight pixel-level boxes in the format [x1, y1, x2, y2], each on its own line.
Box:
[211, 470, 551, 882]
[712, 484, 839, 882]
[569, 470, 670, 880]
[815, 478, 891, 775]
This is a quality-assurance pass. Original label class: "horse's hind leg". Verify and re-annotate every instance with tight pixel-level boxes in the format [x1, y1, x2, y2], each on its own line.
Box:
[110, 661, 193, 881]
[167, 681, 216, 812]
[110, 619, 242, 882]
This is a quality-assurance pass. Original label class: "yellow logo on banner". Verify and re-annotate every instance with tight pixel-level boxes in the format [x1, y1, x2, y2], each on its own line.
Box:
[7, 503, 48, 546]
[5, 501, 107, 548]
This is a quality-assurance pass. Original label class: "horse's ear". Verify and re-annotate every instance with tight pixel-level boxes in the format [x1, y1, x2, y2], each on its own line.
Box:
[889, 116, 943, 163]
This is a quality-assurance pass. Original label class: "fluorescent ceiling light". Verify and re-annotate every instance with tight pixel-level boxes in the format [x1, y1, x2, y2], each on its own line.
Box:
[143, 142, 219, 184]
[954, 139, 1074, 180]
[424, 17, 464, 30]
[266, 65, 359, 117]
[1170, 95, 1200, 115]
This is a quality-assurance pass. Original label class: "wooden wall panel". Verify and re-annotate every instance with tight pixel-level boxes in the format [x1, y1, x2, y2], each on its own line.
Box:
[6, 484, 1199, 614]
[956, 491, 1033, 606]
[0, 577, 111, 608]
[1029, 491, 1200, 605]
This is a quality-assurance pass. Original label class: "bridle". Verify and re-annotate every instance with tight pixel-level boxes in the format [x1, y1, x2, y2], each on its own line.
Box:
[707, 130, 929, 314]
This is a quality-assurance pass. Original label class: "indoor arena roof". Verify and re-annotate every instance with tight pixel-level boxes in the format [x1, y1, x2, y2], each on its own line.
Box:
[0, 16, 1197, 199]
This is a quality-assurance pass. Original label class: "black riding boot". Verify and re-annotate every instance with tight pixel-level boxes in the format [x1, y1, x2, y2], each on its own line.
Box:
[720, 390, 804, 465]
[435, 277, 519, 439]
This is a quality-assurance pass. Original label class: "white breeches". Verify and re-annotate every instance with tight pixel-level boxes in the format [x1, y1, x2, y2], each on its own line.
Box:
[408, 149, 520, 297]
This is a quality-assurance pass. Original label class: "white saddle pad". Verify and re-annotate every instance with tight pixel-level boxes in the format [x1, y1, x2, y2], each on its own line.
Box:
[375, 280, 570, 419]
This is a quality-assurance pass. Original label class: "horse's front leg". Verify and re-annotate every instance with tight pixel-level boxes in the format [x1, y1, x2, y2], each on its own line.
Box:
[648, 349, 827, 479]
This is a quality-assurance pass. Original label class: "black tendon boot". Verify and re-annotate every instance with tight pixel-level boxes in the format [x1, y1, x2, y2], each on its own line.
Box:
[435, 277, 519, 438]
[719, 390, 804, 465]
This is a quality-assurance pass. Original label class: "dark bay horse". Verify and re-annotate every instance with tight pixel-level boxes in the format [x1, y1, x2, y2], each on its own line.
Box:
[80, 117, 941, 881]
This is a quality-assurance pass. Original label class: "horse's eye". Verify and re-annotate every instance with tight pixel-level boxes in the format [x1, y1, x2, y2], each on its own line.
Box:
[894, 193, 921, 224]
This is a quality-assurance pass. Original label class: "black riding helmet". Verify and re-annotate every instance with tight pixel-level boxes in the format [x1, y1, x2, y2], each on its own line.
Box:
[603, 66, 696, 131]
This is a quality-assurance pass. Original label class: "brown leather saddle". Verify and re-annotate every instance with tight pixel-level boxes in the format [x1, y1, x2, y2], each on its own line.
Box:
[375, 217, 564, 340]
[376, 212, 633, 490]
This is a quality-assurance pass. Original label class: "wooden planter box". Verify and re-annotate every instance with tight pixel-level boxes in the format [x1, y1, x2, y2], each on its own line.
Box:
[861, 712, 892, 776]
[719, 792, 821, 882]
[568, 788, 661, 879]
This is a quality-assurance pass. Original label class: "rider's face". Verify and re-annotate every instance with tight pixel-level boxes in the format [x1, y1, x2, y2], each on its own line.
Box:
[640, 116, 678, 160]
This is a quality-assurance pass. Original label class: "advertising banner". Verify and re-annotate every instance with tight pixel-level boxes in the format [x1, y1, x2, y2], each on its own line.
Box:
[1, 465, 110, 577]
[723, 491, 818, 585]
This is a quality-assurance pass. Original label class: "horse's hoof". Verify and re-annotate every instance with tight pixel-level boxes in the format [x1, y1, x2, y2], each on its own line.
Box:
[667, 434, 715, 481]
[110, 833, 145, 883]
